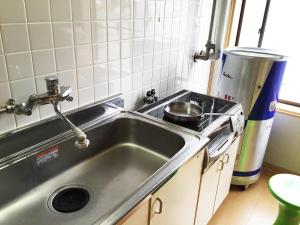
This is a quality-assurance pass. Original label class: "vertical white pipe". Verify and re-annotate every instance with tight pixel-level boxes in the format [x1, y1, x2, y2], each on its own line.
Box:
[209, 0, 232, 96]
[211, 0, 231, 60]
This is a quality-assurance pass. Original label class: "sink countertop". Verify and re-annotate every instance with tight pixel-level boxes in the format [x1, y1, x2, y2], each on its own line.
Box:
[0, 96, 209, 225]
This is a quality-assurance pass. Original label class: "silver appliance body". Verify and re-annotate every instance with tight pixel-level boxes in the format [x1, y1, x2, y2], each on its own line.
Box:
[217, 47, 287, 186]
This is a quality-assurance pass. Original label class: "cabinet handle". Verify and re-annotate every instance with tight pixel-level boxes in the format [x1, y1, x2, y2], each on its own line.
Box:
[153, 197, 163, 215]
[223, 153, 230, 164]
[217, 160, 224, 171]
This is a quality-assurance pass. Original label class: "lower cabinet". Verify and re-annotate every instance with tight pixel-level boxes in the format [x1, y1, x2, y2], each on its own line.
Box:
[194, 156, 222, 225]
[116, 138, 240, 225]
[149, 151, 204, 225]
[213, 137, 240, 213]
[195, 137, 240, 225]
[116, 151, 204, 225]
[116, 196, 151, 225]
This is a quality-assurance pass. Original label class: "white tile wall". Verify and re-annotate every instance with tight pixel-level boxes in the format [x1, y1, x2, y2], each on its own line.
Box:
[1, 24, 30, 53]
[28, 23, 53, 50]
[0, 0, 211, 134]
[0, 0, 26, 23]
[25, 0, 51, 22]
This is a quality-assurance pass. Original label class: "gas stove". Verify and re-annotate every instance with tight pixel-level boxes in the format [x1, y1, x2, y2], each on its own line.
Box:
[137, 90, 244, 166]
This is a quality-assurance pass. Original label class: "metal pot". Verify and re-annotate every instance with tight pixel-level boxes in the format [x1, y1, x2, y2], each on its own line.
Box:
[163, 102, 233, 123]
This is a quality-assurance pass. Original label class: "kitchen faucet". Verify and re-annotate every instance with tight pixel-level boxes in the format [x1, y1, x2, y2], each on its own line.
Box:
[0, 76, 90, 149]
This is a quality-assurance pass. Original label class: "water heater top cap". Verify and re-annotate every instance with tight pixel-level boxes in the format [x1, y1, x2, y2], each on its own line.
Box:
[224, 47, 288, 61]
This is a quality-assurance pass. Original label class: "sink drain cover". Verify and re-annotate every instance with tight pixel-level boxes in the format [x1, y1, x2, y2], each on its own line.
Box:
[51, 187, 90, 213]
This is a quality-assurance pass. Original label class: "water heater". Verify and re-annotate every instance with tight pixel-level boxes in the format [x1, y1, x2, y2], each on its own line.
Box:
[217, 47, 287, 187]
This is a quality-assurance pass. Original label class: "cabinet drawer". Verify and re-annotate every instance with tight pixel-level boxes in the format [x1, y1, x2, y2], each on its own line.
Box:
[150, 152, 204, 225]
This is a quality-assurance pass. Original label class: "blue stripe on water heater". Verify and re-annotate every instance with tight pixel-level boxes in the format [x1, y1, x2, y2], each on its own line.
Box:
[221, 53, 227, 71]
[248, 61, 287, 121]
[233, 168, 261, 177]
[218, 53, 227, 82]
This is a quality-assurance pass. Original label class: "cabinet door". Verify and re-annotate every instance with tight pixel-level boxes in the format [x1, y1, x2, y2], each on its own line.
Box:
[117, 196, 150, 225]
[194, 158, 223, 225]
[213, 137, 240, 214]
[150, 151, 204, 225]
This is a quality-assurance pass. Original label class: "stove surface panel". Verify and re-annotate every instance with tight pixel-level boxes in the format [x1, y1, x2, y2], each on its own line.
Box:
[143, 92, 234, 132]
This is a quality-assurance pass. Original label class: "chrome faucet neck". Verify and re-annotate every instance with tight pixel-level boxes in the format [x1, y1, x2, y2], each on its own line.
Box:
[53, 102, 90, 149]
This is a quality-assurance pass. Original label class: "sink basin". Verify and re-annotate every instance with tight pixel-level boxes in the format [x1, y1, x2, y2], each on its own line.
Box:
[0, 112, 199, 225]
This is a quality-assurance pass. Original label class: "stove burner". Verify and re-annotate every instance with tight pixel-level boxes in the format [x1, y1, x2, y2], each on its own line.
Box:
[163, 115, 201, 127]
[143, 91, 235, 133]
[163, 114, 216, 131]
[51, 187, 90, 213]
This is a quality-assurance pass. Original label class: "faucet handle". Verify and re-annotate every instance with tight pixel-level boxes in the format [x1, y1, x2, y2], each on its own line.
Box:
[59, 86, 72, 97]
[45, 76, 59, 95]
[58, 86, 73, 102]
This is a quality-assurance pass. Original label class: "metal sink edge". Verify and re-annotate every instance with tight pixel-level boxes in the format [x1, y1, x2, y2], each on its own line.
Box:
[0, 101, 209, 225]
[0, 95, 124, 170]
[91, 112, 209, 225]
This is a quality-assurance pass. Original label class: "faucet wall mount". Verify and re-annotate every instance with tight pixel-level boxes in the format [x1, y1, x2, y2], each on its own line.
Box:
[0, 77, 73, 116]
[0, 76, 90, 149]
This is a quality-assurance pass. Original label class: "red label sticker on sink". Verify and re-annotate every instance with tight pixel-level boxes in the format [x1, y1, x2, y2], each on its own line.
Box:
[36, 146, 59, 166]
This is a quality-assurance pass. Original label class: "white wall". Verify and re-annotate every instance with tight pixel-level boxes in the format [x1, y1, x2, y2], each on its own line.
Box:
[264, 112, 300, 174]
[0, 0, 212, 134]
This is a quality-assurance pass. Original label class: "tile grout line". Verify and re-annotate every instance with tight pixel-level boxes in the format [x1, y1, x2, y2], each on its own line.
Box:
[172, 0, 181, 93]
[170, 1, 180, 94]
[158, 0, 167, 97]
[132, 0, 137, 101]
[121, 1, 134, 109]
[153, 20, 162, 92]
[69, 0, 80, 108]
[46, 0, 61, 114]
[150, 0, 158, 91]
[177, 0, 183, 92]
[1, 45, 93, 56]
[0, 23, 17, 129]
[129, 0, 134, 109]
[187, 0, 199, 90]
[0, 26, 9, 85]
[165, 0, 175, 94]
[140, 0, 146, 97]
[47, 0, 59, 83]
[187, 0, 195, 89]
[106, 0, 110, 97]
[176, 0, 185, 91]
[118, 0, 122, 102]
[22, 0, 41, 125]
[192, 0, 204, 90]
[89, 0, 97, 102]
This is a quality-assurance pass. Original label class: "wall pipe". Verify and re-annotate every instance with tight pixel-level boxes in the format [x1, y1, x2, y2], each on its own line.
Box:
[194, 0, 231, 61]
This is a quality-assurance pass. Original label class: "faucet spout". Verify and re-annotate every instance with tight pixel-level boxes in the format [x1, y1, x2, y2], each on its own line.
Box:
[53, 102, 90, 149]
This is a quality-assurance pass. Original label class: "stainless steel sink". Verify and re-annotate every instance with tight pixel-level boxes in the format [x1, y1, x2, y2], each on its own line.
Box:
[0, 111, 207, 225]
